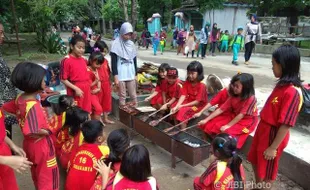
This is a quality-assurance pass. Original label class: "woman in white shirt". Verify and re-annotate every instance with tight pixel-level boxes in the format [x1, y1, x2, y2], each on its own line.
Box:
[244, 14, 262, 65]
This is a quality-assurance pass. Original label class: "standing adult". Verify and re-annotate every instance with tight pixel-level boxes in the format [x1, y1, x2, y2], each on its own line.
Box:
[177, 28, 185, 55]
[244, 14, 262, 65]
[110, 22, 138, 106]
[113, 28, 119, 40]
[186, 25, 196, 58]
[88, 26, 93, 39]
[160, 29, 167, 47]
[209, 23, 219, 56]
[199, 22, 210, 59]
[0, 23, 17, 139]
[172, 27, 179, 49]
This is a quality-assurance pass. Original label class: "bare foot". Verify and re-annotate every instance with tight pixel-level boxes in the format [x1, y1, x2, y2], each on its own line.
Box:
[103, 119, 115, 124]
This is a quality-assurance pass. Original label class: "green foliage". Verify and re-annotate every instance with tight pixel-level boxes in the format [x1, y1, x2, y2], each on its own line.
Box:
[196, 0, 225, 13]
[39, 33, 67, 55]
[136, 24, 145, 32]
[102, 0, 124, 22]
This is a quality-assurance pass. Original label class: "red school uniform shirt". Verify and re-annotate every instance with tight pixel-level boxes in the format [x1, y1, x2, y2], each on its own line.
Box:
[108, 172, 158, 190]
[220, 95, 258, 118]
[260, 85, 303, 128]
[55, 127, 70, 157]
[0, 110, 5, 145]
[161, 79, 183, 100]
[65, 143, 109, 190]
[60, 55, 90, 83]
[210, 88, 229, 107]
[193, 161, 245, 190]
[87, 67, 100, 91]
[181, 81, 208, 106]
[98, 59, 111, 82]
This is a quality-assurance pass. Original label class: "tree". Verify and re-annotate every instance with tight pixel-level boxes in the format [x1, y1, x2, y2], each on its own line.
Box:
[249, 0, 310, 33]
[131, 0, 138, 30]
[102, 0, 124, 31]
[118, 0, 129, 21]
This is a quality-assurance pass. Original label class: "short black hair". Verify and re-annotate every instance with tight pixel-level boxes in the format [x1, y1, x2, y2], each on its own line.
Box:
[157, 63, 170, 85]
[186, 61, 204, 82]
[225, 30, 229, 33]
[229, 73, 255, 100]
[104, 129, 130, 168]
[81, 120, 104, 143]
[11, 62, 46, 93]
[93, 40, 109, 53]
[120, 144, 151, 182]
[65, 107, 89, 136]
[272, 44, 302, 87]
[53, 95, 75, 115]
[69, 34, 85, 53]
[88, 51, 104, 66]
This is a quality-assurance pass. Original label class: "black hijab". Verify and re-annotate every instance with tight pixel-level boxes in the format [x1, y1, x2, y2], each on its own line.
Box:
[212, 23, 218, 38]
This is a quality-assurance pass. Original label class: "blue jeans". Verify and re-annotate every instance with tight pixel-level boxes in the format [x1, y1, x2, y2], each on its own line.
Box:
[233, 43, 240, 61]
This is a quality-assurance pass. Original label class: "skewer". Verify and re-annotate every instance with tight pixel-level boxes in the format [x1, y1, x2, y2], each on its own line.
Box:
[163, 116, 194, 133]
[148, 109, 161, 117]
[149, 112, 174, 126]
[168, 124, 199, 136]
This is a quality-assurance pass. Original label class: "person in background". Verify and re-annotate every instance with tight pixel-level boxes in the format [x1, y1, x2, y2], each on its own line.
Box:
[152, 32, 160, 56]
[186, 25, 197, 58]
[209, 23, 219, 56]
[172, 27, 179, 49]
[160, 29, 167, 47]
[145, 29, 152, 50]
[113, 28, 119, 40]
[199, 23, 210, 59]
[88, 26, 93, 39]
[160, 37, 166, 55]
[0, 22, 18, 140]
[220, 30, 230, 53]
[230, 27, 244, 66]
[244, 14, 262, 65]
[177, 28, 185, 55]
[111, 22, 138, 107]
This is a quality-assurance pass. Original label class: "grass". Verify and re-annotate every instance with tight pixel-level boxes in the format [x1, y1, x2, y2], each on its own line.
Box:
[2, 33, 63, 67]
[300, 40, 310, 49]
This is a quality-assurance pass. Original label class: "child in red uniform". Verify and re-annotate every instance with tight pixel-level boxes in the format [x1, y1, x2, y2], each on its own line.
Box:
[2, 62, 59, 190]
[159, 67, 183, 112]
[87, 51, 104, 121]
[66, 120, 109, 190]
[61, 34, 91, 113]
[145, 63, 170, 109]
[247, 45, 303, 189]
[0, 110, 31, 190]
[194, 133, 245, 190]
[95, 144, 158, 190]
[194, 77, 231, 118]
[91, 128, 130, 190]
[198, 73, 258, 149]
[93, 41, 114, 124]
[58, 107, 89, 169]
[171, 61, 208, 128]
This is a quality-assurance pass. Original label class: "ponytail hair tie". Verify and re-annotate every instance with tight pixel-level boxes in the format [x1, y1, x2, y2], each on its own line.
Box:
[232, 151, 236, 155]
[237, 71, 242, 75]
[94, 47, 100, 52]
[219, 143, 223, 148]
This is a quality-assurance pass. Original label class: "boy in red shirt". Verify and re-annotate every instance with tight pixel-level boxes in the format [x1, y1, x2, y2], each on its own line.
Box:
[66, 120, 109, 190]
[248, 45, 303, 189]
[2, 62, 59, 190]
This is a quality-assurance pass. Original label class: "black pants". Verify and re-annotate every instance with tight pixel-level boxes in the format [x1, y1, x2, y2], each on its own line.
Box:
[201, 44, 207, 57]
[187, 50, 195, 58]
[244, 41, 255, 62]
[210, 42, 217, 54]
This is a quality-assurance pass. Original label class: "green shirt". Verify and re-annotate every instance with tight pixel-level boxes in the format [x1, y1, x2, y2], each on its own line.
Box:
[220, 34, 229, 41]
[230, 35, 244, 48]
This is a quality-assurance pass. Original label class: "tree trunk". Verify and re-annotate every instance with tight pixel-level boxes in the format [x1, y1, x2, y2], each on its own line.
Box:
[119, 0, 129, 21]
[101, 0, 106, 34]
[131, 0, 138, 30]
[109, 19, 113, 33]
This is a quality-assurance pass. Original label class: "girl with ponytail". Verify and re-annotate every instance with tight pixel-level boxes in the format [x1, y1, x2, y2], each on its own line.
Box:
[91, 128, 130, 190]
[194, 133, 245, 190]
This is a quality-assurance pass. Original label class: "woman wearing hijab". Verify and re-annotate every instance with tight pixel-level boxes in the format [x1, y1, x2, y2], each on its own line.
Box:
[111, 22, 138, 106]
[152, 32, 160, 56]
[209, 23, 219, 56]
[244, 14, 262, 65]
[199, 22, 210, 59]
[186, 25, 196, 58]
[177, 28, 185, 55]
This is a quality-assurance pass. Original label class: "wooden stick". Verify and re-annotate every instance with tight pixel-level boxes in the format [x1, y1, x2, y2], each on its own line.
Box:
[148, 109, 161, 117]
[163, 116, 194, 133]
[168, 124, 199, 136]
